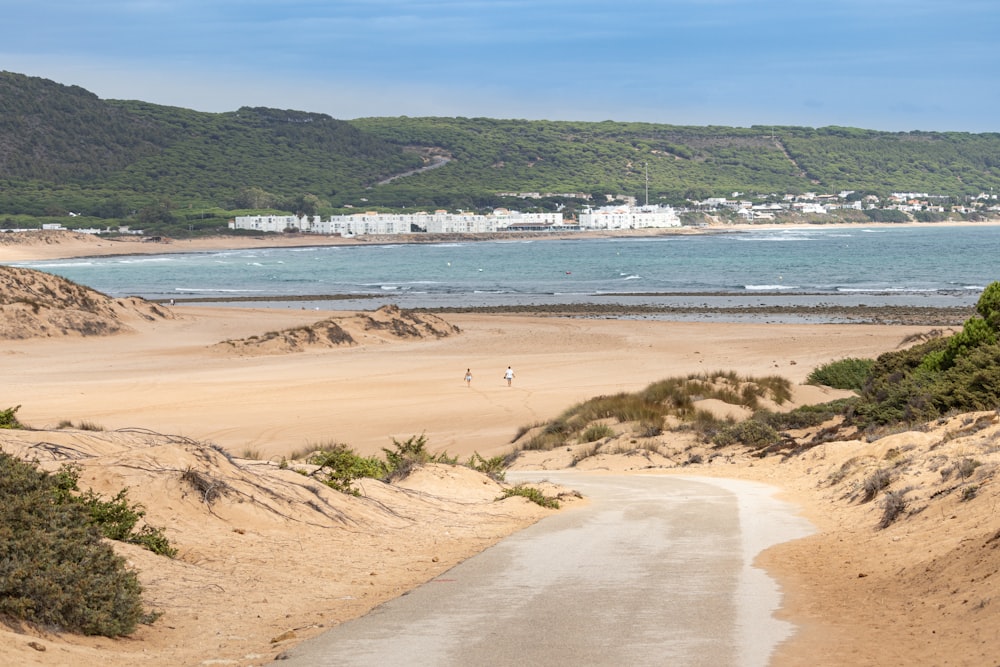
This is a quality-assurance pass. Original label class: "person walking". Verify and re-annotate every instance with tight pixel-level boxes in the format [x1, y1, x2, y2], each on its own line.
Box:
[504, 365, 515, 387]
[465, 368, 473, 387]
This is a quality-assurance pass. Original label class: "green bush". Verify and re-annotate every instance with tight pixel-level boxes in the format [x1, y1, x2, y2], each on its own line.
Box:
[382, 434, 456, 482]
[712, 419, 782, 450]
[498, 484, 560, 509]
[308, 443, 387, 495]
[850, 337, 1000, 429]
[756, 399, 855, 430]
[57, 465, 176, 557]
[976, 280, 1000, 330]
[920, 316, 997, 372]
[0, 453, 146, 636]
[807, 358, 875, 391]
[466, 452, 507, 482]
[1, 405, 25, 429]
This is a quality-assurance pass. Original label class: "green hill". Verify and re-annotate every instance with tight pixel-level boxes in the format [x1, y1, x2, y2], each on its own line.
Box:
[2, 71, 999, 236]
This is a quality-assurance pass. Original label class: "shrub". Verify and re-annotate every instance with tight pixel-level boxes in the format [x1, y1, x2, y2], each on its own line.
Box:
[498, 484, 560, 509]
[861, 468, 891, 502]
[636, 420, 663, 437]
[59, 465, 176, 557]
[689, 409, 731, 442]
[0, 452, 146, 636]
[756, 399, 855, 431]
[849, 328, 1000, 430]
[712, 419, 782, 450]
[957, 457, 982, 479]
[807, 358, 875, 391]
[878, 489, 910, 529]
[381, 434, 456, 481]
[308, 443, 387, 495]
[1, 404, 25, 429]
[466, 452, 507, 482]
[920, 317, 997, 372]
[976, 280, 1000, 330]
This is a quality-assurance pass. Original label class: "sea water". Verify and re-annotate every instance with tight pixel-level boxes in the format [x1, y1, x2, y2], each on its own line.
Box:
[9, 225, 999, 312]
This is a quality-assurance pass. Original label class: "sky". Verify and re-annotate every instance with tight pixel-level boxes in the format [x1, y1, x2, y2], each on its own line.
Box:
[3, 0, 999, 132]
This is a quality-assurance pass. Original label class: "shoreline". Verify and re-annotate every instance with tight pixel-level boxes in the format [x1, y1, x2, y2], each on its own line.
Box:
[2, 219, 999, 263]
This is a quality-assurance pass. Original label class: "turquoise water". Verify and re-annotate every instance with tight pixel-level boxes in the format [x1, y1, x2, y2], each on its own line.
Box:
[10, 225, 1000, 311]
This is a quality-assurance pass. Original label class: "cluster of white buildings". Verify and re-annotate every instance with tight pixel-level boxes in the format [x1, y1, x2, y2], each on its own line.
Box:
[231, 209, 561, 236]
[578, 204, 680, 229]
[231, 205, 681, 236]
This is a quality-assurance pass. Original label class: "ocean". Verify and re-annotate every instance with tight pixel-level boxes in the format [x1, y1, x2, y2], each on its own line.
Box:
[10, 225, 1000, 314]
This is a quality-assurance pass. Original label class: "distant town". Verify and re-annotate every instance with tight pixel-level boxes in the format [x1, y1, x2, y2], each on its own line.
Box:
[11, 190, 1000, 238]
[229, 189, 1000, 237]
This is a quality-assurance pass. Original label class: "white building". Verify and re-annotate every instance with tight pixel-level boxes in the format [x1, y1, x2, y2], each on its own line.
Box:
[577, 205, 680, 230]
[231, 209, 566, 236]
[230, 215, 301, 233]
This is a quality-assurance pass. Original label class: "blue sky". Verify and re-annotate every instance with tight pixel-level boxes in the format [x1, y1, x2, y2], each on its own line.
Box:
[3, 0, 998, 132]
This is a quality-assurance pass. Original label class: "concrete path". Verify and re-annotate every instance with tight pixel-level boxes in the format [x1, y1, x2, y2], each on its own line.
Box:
[271, 472, 812, 667]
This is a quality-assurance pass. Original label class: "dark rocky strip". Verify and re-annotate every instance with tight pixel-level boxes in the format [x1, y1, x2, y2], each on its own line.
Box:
[417, 303, 975, 326]
[158, 294, 974, 326]
[157, 294, 380, 304]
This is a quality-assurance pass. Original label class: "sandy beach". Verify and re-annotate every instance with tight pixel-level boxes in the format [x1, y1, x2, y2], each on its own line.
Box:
[2, 231, 999, 666]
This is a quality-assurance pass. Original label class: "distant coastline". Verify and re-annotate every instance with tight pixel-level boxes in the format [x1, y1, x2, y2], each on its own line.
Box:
[3, 219, 1000, 263]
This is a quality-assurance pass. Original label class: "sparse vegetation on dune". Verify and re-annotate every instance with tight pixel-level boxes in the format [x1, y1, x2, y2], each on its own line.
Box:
[520, 282, 1000, 461]
[211, 304, 460, 355]
[300, 434, 512, 493]
[512, 370, 793, 454]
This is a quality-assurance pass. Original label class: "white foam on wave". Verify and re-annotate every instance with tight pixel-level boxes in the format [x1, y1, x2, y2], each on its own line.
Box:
[173, 287, 266, 293]
[19, 260, 96, 268]
[836, 286, 942, 293]
[745, 284, 798, 291]
[114, 256, 176, 265]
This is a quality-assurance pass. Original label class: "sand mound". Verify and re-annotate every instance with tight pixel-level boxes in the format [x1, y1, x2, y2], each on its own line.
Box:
[211, 304, 460, 355]
[0, 230, 107, 252]
[0, 427, 560, 666]
[0, 265, 173, 339]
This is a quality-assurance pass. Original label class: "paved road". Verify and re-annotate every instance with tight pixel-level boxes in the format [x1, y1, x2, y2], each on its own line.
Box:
[272, 472, 812, 667]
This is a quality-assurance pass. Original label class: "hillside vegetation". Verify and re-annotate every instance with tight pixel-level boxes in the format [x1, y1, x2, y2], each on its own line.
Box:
[2, 71, 1000, 237]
